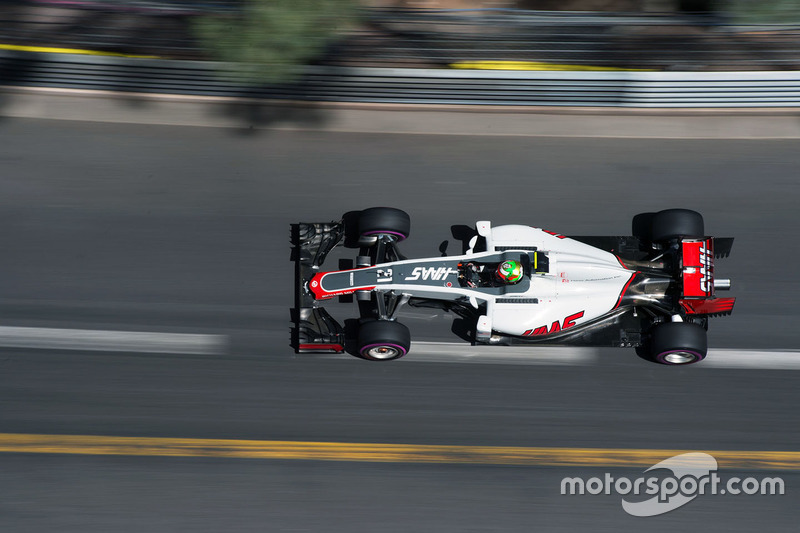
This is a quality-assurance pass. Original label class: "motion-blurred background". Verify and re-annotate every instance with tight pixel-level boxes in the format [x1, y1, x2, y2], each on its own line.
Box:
[3, 0, 800, 97]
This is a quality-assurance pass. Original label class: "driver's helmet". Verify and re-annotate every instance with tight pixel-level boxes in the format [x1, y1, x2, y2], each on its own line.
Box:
[496, 260, 523, 284]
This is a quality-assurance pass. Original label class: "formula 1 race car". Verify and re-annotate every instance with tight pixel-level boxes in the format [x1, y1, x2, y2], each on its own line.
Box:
[292, 208, 734, 365]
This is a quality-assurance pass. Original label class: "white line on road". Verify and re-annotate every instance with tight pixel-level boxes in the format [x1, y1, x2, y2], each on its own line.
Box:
[408, 342, 597, 366]
[1, 327, 796, 368]
[704, 349, 800, 370]
[406, 343, 800, 369]
[0, 326, 227, 355]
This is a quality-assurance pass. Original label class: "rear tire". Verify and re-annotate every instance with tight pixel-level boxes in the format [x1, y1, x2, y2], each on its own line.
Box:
[632, 212, 655, 244]
[651, 209, 704, 243]
[647, 322, 707, 365]
[358, 320, 411, 361]
[359, 207, 410, 244]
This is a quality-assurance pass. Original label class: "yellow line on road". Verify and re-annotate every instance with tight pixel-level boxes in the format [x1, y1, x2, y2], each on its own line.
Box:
[0, 44, 158, 59]
[450, 61, 655, 72]
[0, 433, 798, 470]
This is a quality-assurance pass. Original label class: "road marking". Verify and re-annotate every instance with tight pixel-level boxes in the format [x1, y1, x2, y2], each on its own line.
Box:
[0, 43, 158, 59]
[450, 61, 655, 72]
[408, 342, 595, 365]
[0, 326, 226, 355]
[1, 325, 794, 368]
[704, 349, 800, 370]
[0, 433, 798, 470]
[406, 343, 800, 370]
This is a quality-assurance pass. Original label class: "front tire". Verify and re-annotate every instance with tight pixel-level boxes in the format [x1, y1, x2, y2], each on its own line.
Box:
[646, 322, 707, 365]
[358, 320, 411, 361]
[358, 207, 410, 244]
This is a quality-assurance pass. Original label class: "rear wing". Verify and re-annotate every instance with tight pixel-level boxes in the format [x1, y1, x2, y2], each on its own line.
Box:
[679, 237, 735, 317]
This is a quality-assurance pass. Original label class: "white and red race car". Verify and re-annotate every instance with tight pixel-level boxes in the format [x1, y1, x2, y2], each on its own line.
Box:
[293, 208, 734, 365]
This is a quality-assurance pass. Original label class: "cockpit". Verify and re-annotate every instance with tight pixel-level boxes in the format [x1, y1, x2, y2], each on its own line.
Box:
[456, 251, 548, 294]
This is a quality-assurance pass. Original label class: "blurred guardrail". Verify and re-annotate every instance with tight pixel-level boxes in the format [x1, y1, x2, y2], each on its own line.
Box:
[359, 8, 800, 70]
[3, 51, 800, 107]
[2, 4, 800, 107]
[2, 4, 800, 69]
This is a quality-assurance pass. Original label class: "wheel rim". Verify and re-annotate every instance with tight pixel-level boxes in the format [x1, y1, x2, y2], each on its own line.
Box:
[361, 343, 406, 360]
[362, 230, 407, 241]
[659, 350, 701, 365]
[367, 346, 399, 359]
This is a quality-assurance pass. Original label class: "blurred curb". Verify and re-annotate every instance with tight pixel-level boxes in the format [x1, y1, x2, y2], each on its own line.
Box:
[3, 86, 800, 138]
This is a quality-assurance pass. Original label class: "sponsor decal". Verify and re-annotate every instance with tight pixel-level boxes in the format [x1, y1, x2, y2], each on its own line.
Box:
[682, 239, 714, 297]
[376, 268, 393, 283]
[405, 266, 459, 282]
[523, 310, 585, 336]
[698, 244, 712, 293]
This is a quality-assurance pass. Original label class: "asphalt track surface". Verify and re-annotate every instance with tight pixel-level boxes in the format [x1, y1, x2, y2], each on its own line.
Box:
[1, 117, 799, 531]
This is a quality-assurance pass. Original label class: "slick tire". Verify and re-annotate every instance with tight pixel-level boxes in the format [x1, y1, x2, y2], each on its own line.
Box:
[358, 320, 411, 361]
[646, 322, 707, 365]
[651, 209, 704, 243]
[632, 212, 655, 244]
[358, 207, 410, 244]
